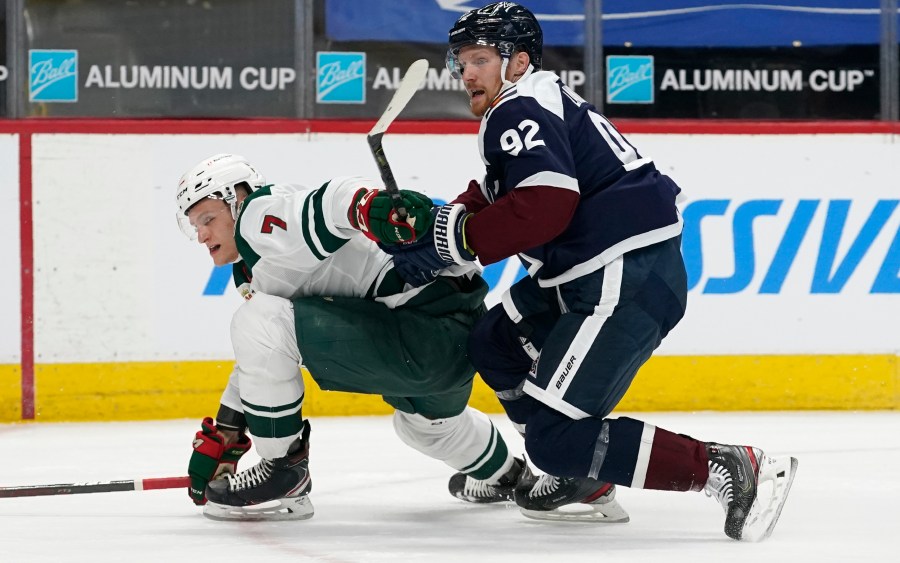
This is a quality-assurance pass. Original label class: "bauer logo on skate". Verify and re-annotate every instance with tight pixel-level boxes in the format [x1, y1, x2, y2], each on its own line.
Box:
[316, 52, 366, 104]
[29, 49, 78, 102]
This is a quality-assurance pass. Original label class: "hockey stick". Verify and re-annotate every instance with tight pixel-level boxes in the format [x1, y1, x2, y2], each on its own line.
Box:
[0, 476, 190, 498]
[367, 58, 430, 222]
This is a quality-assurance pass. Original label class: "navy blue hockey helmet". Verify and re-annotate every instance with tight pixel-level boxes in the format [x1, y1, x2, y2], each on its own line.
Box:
[446, 2, 543, 78]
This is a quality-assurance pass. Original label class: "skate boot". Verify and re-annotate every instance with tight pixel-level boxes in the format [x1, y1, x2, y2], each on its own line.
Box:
[704, 442, 798, 541]
[204, 436, 313, 522]
[514, 465, 629, 523]
[448, 457, 526, 503]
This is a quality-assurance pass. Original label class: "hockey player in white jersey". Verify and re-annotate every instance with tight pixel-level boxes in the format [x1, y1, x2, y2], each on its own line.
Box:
[176, 153, 526, 521]
[372, 1, 798, 542]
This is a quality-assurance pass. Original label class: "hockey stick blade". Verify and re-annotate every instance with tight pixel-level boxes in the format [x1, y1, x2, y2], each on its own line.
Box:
[0, 476, 190, 498]
[367, 59, 429, 221]
[368, 59, 429, 138]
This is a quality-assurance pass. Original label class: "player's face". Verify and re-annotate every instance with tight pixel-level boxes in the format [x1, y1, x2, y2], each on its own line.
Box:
[188, 198, 238, 266]
[457, 45, 504, 117]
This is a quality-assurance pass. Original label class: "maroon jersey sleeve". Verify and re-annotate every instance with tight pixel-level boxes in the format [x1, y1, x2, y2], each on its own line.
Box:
[452, 179, 491, 213]
[465, 185, 579, 265]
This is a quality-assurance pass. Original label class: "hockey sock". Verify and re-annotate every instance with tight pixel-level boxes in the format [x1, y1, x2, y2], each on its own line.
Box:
[392, 408, 513, 482]
[599, 417, 709, 491]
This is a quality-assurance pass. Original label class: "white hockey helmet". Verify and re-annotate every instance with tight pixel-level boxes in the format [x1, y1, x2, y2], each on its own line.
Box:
[176, 153, 266, 239]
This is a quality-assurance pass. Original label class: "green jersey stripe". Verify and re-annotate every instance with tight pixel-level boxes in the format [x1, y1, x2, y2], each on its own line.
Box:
[234, 186, 273, 270]
[301, 192, 328, 261]
[311, 188, 350, 254]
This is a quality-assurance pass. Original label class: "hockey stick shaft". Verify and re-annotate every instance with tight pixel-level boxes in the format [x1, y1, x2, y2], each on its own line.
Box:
[367, 59, 429, 221]
[0, 476, 190, 498]
[367, 132, 405, 218]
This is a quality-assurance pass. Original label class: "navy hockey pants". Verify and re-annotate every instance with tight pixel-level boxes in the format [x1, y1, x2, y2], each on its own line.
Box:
[468, 236, 687, 478]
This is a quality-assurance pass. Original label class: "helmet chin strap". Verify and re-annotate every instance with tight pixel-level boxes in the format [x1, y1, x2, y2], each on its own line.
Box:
[492, 60, 534, 104]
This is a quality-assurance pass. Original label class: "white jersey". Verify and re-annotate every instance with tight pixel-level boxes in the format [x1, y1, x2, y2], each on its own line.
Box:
[233, 176, 406, 305]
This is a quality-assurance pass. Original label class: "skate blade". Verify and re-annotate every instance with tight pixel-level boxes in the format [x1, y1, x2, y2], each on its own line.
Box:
[453, 494, 514, 504]
[741, 455, 798, 542]
[519, 498, 630, 523]
[203, 495, 314, 522]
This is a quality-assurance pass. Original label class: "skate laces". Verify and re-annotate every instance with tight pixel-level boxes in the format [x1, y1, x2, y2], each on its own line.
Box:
[227, 458, 274, 492]
[529, 475, 561, 498]
[462, 477, 499, 498]
[704, 461, 733, 512]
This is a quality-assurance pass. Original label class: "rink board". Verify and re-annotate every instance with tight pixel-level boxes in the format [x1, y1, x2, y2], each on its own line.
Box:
[4, 355, 895, 421]
[0, 122, 898, 420]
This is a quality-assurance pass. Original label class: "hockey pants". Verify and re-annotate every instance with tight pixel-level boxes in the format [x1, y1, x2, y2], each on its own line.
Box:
[221, 291, 512, 481]
[467, 236, 707, 488]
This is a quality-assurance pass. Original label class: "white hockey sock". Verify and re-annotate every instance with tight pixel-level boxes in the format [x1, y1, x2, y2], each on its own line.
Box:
[392, 407, 513, 482]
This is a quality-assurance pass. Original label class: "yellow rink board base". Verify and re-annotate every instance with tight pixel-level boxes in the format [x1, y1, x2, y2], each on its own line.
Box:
[0, 354, 897, 422]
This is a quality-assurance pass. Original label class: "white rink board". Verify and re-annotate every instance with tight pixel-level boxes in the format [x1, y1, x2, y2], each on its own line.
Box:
[30, 132, 900, 363]
[0, 135, 20, 363]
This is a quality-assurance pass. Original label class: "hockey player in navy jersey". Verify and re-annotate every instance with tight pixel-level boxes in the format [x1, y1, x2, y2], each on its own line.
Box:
[176, 153, 536, 521]
[371, 2, 798, 541]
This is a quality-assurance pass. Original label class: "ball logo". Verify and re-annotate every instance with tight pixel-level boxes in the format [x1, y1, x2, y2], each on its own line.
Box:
[606, 55, 654, 104]
[29, 49, 79, 102]
[316, 52, 366, 104]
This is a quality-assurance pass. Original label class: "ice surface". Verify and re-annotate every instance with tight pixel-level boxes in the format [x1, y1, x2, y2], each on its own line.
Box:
[2, 412, 898, 562]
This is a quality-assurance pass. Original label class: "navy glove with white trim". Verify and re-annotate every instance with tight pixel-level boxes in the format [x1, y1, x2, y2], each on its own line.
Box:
[381, 204, 475, 287]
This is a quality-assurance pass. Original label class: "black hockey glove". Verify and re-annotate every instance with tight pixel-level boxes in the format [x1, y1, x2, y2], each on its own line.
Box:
[381, 204, 475, 286]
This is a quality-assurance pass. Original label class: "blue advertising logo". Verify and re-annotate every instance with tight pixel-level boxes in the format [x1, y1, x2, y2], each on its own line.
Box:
[316, 52, 366, 104]
[682, 199, 900, 294]
[29, 49, 78, 102]
[606, 55, 653, 104]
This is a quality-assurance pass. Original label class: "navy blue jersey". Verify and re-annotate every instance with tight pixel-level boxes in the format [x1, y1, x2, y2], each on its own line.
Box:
[477, 70, 682, 286]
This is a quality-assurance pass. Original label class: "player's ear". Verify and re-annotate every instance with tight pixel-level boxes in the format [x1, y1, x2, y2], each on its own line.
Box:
[511, 50, 531, 79]
[235, 182, 251, 204]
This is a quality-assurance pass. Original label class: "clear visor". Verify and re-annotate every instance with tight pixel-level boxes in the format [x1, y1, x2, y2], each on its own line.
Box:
[176, 196, 235, 241]
[445, 40, 513, 79]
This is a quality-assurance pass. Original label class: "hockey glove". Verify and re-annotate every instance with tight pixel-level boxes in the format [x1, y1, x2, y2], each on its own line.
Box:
[350, 187, 434, 244]
[385, 203, 476, 275]
[188, 416, 252, 505]
[391, 250, 440, 288]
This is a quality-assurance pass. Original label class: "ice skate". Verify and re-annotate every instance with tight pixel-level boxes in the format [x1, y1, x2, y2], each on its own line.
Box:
[203, 438, 313, 522]
[514, 464, 629, 523]
[705, 443, 798, 541]
[448, 457, 526, 503]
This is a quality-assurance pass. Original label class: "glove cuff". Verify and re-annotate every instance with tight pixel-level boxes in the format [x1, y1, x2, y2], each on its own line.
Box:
[434, 204, 475, 265]
[349, 187, 381, 241]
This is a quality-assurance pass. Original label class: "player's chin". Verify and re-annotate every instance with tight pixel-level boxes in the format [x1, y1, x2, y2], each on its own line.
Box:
[469, 97, 488, 117]
[209, 245, 232, 266]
